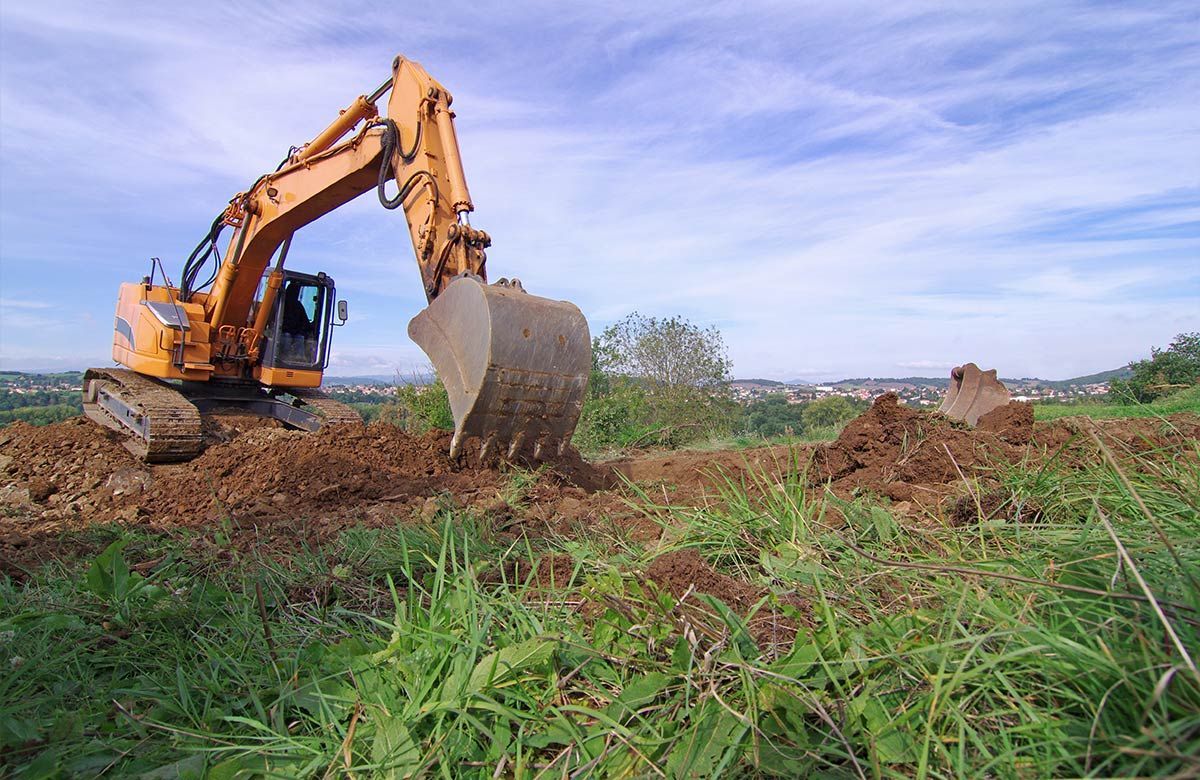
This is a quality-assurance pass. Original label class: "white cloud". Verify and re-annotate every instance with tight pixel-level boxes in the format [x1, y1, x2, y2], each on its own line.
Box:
[0, 0, 1196, 379]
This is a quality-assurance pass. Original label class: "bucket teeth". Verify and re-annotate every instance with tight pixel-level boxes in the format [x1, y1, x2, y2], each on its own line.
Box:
[409, 275, 590, 463]
[506, 431, 527, 460]
[479, 433, 496, 462]
[939, 362, 1011, 426]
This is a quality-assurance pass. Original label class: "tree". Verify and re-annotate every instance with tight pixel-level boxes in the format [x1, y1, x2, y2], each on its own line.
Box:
[580, 312, 736, 448]
[802, 396, 858, 430]
[744, 394, 805, 438]
[596, 313, 732, 389]
[1109, 332, 1200, 403]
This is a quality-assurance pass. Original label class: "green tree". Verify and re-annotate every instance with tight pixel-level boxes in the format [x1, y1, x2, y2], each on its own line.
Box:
[378, 379, 454, 432]
[597, 313, 732, 389]
[802, 395, 858, 430]
[744, 394, 805, 438]
[580, 313, 736, 449]
[1109, 332, 1200, 403]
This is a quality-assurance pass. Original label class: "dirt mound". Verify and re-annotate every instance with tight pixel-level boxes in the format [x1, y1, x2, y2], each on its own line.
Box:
[646, 549, 806, 652]
[977, 401, 1034, 444]
[201, 413, 285, 446]
[811, 393, 1016, 503]
[0, 418, 141, 510]
[0, 416, 618, 569]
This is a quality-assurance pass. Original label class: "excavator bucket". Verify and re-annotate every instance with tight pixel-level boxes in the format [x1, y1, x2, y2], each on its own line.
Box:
[937, 362, 1011, 425]
[408, 275, 591, 461]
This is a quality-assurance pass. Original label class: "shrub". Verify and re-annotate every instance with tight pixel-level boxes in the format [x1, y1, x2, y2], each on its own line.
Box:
[1110, 332, 1200, 403]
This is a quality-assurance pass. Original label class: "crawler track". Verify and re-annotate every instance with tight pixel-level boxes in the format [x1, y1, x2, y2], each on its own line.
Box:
[82, 368, 203, 462]
[290, 388, 362, 426]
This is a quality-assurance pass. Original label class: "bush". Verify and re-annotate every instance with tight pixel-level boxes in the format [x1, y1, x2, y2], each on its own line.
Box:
[581, 314, 738, 450]
[378, 379, 454, 433]
[801, 395, 859, 429]
[1110, 332, 1200, 403]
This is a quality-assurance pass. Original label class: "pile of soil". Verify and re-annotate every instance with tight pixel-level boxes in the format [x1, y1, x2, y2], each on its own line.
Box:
[0, 416, 617, 570]
[976, 401, 1034, 444]
[0, 419, 142, 516]
[646, 549, 807, 652]
[2, 398, 1194, 577]
[810, 393, 1030, 503]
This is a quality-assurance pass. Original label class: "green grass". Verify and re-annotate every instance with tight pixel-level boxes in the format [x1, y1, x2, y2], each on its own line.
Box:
[2, 433, 1198, 777]
[1034, 384, 1200, 420]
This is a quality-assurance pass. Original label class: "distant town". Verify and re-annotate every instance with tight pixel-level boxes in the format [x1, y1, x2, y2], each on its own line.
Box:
[727, 373, 1120, 407]
[0, 366, 1129, 427]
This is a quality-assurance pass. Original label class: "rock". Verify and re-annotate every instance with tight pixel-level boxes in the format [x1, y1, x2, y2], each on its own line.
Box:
[0, 454, 13, 472]
[555, 496, 584, 518]
[107, 468, 151, 496]
[27, 477, 55, 503]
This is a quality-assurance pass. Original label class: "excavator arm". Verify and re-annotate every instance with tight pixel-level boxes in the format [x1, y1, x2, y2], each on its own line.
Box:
[202, 56, 491, 343]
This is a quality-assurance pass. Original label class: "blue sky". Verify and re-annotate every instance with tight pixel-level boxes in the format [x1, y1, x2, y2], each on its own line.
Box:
[1, 0, 1196, 380]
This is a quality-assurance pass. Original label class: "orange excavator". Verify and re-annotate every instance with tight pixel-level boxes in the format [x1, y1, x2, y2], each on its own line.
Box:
[83, 54, 591, 462]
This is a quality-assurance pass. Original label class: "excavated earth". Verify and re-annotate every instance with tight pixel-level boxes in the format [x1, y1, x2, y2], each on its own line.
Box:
[2, 395, 1197, 636]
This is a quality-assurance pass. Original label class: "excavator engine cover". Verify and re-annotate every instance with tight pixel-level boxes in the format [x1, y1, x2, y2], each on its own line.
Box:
[937, 362, 1011, 426]
[409, 275, 590, 461]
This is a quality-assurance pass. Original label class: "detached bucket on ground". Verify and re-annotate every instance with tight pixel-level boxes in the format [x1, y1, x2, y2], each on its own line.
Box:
[408, 275, 591, 461]
[938, 362, 1011, 426]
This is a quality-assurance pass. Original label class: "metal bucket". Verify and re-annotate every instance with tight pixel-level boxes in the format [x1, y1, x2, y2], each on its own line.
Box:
[938, 362, 1011, 425]
[409, 275, 591, 460]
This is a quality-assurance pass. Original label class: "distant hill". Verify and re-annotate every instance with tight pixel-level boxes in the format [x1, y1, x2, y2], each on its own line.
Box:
[831, 376, 950, 388]
[731, 378, 785, 388]
[1034, 367, 1132, 390]
[816, 367, 1129, 389]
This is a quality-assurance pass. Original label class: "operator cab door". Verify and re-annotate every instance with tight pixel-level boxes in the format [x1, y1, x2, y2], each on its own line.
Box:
[261, 271, 336, 371]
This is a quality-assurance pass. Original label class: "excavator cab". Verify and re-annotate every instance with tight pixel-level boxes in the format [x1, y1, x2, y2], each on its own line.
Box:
[259, 271, 338, 372]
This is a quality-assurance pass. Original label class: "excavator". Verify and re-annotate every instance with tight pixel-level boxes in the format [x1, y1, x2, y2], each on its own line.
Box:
[83, 54, 591, 463]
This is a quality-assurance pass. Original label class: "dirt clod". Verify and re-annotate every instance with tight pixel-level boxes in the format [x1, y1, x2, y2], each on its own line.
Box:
[977, 401, 1034, 444]
[646, 549, 806, 653]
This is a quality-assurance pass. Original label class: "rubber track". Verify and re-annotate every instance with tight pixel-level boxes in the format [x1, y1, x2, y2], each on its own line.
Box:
[82, 368, 203, 462]
[290, 388, 363, 425]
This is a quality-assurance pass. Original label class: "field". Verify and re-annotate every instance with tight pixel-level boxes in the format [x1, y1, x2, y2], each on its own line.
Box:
[1, 395, 1198, 778]
[1034, 385, 1200, 421]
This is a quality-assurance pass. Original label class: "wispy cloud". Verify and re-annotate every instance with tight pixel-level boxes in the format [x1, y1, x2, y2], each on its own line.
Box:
[1, 1, 1196, 379]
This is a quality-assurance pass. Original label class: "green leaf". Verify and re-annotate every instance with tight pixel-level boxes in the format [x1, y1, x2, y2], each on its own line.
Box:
[670, 636, 694, 673]
[667, 702, 747, 777]
[208, 755, 268, 780]
[606, 672, 674, 722]
[699, 595, 758, 660]
[371, 715, 420, 778]
[466, 637, 557, 694]
[137, 753, 206, 779]
[86, 540, 131, 599]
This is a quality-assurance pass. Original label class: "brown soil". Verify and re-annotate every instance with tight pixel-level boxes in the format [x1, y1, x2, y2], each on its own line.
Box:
[2, 400, 1196, 622]
[646, 549, 807, 652]
[977, 401, 1034, 444]
[0, 416, 615, 574]
[810, 392, 1018, 505]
